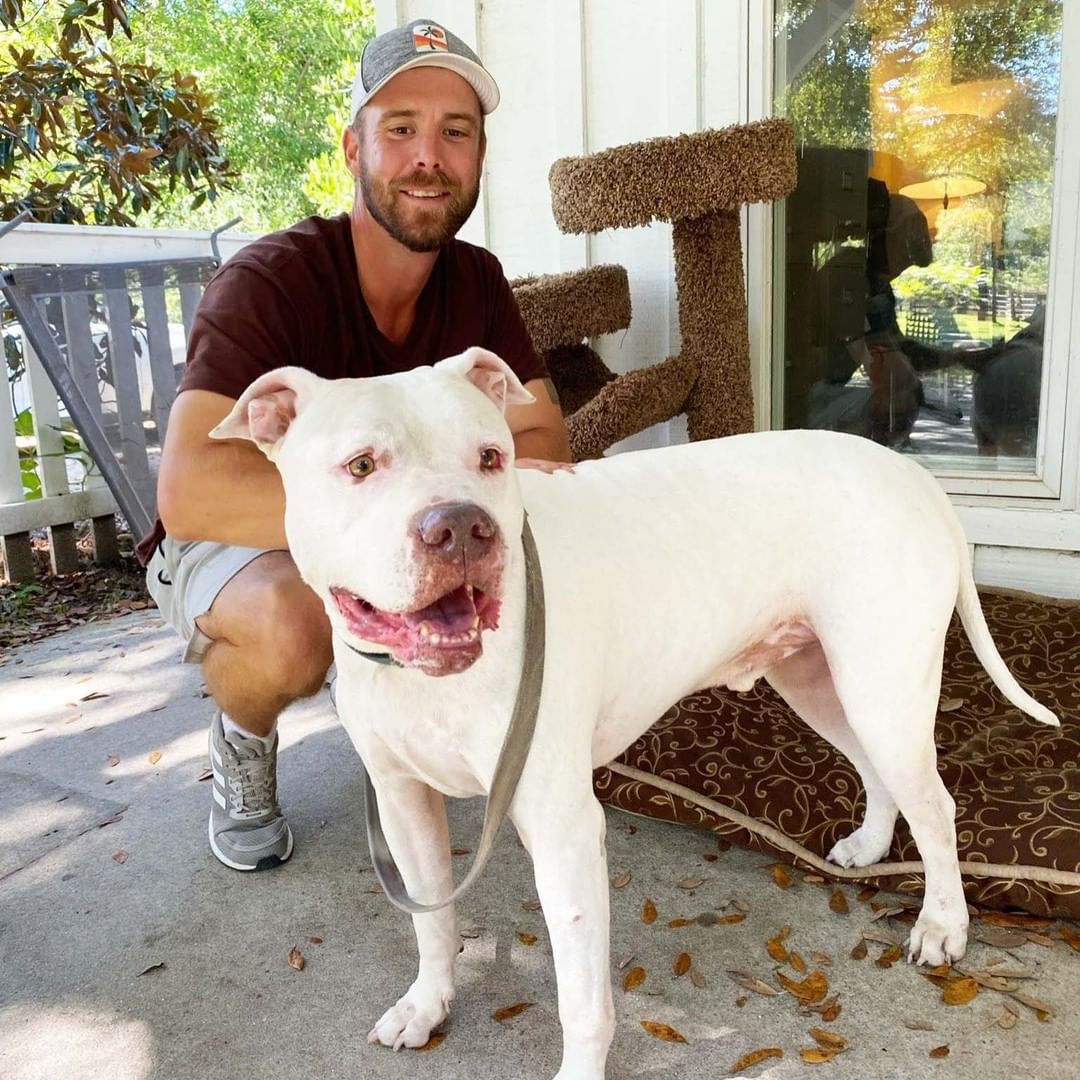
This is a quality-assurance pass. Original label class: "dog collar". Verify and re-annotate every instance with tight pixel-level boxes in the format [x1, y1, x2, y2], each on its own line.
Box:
[340, 641, 404, 667]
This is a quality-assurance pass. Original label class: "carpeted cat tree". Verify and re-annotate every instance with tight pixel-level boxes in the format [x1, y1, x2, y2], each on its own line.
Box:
[510, 118, 1080, 920]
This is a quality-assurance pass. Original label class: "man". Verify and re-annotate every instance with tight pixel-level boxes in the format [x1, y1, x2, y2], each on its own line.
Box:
[138, 18, 571, 871]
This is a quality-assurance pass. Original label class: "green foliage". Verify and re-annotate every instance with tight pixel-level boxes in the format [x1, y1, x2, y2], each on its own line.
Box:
[893, 261, 983, 310]
[124, 0, 373, 231]
[0, 0, 234, 225]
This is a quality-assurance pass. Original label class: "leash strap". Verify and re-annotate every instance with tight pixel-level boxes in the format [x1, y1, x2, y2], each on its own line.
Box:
[359, 514, 545, 914]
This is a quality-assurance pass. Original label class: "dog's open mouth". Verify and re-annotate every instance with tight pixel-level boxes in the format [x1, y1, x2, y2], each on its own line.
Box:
[331, 583, 501, 673]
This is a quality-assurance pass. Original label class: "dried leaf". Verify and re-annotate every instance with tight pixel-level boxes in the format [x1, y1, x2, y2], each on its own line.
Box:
[516, 932, 537, 946]
[81, 691, 110, 701]
[875, 944, 903, 968]
[669, 918, 693, 928]
[862, 927, 902, 946]
[136, 962, 165, 976]
[727, 970, 781, 996]
[112, 849, 127, 864]
[903, 1019, 936, 1031]
[287, 947, 305, 971]
[731, 1048, 782, 1072]
[107, 756, 120, 768]
[678, 878, 706, 890]
[640, 1020, 686, 1043]
[450, 848, 470, 856]
[941, 977, 979, 1005]
[197, 768, 213, 782]
[623, 966, 646, 992]
[819, 997, 842, 1022]
[715, 912, 747, 925]
[611, 871, 631, 889]
[702, 853, 718, 862]
[1021, 931, 1055, 948]
[309, 936, 323, 945]
[803, 874, 826, 884]
[766, 926, 791, 963]
[809, 1028, 848, 1051]
[829, 889, 849, 914]
[417, 1032, 446, 1052]
[735, 995, 748, 1007]
[522, 899, 543, 912]
[1009, 990, 1056, 1020]
[939, 697, 965, 712]
[978, 912, 1053, 930]
[731, 898, 750, 913]
[673, 952, 692, 977]
[850, 939, 868, 960]
[148, 751, 161, 765]
[1060, 925, 1080, 953]
[98, 813, 123, 828]
[929, 1045, 950, 1058]
[776, 970, 829, 1004]
[957, 968, 1017, 992]
[492, 1002, 534, 1021]
[617, 953, 635, 970]
[800, 1048, 838, 1064]
[811, 951, 832, 966]
[790, 950, 807, 974]
[771, 865, 793, 889]
[690, 968, 706, 989]
[641, 899, 657, 924]
[856, 886, 879, 903]
[870, 906, 905, 922]
[993, 1005, 1018, 1030]
[974, 927, 1028, 948]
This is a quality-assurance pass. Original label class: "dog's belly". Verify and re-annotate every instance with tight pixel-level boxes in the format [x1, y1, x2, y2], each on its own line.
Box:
[705, 619, 818, 692]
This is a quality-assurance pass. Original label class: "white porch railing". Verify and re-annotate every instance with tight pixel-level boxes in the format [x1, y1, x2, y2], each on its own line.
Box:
[1, 221, 256, 581]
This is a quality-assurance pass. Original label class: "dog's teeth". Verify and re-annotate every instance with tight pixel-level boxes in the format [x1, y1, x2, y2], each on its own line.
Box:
[470, 615, 480, 631]
[429, 631, 443, 645]
[419, 622, 433, 639]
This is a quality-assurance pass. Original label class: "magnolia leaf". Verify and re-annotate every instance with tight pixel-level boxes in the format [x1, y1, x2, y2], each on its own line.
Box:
[731, 1048, 783, 1072]
[809, 1028, 848, 1051]
[673, 953, 691, 977]
[492, 1002, 534, 1022]
[766, 926, 791, 963]
[941, 977, 979, 1005]
[771, 865, 793, 888]
[640, 1021, 686, 1043]
[623, 967, 646, 992]
[776, 970, 829, 1004]
[641, 899, 657, 924]
[800, 1048, 838, 1064]
[790, 951, 807, 974]
[829, 889, 849, 914]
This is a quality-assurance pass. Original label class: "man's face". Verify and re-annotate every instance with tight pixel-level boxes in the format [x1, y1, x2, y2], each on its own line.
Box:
[347, 66, 485, 252]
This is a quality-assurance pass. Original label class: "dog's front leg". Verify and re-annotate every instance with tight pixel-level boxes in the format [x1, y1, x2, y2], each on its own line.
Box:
[515, 788, 614, 1080]
[365, 777, 460, 1051]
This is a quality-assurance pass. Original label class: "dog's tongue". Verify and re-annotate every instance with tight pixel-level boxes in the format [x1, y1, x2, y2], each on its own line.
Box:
[404, 584, 476, 634]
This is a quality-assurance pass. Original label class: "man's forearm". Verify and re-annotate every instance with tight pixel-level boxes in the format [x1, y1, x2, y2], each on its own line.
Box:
[513, 424, 573, 463]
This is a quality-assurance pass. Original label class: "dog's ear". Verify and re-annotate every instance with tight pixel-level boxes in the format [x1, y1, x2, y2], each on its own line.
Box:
[438, 347, 536, 414]
[209, 366, 324, 456]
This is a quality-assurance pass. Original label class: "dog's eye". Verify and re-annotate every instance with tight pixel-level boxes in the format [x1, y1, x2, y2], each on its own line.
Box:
[346, 454, 375, 479]
[479, 447, 502, 470]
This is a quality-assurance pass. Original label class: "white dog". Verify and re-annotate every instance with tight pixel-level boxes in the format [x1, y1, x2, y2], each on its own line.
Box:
[213, 347, 1058, 1080]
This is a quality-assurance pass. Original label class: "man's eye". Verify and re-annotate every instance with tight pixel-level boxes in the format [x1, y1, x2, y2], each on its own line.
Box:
[347, 454, 375, 478]
[479, 448, 502, 470]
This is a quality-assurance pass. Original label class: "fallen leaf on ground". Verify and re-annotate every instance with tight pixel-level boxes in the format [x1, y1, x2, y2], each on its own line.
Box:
[776, 970, 829, 1004]
[939, 697, 965, 712]
[957, 968, 1017, 992]
[669, 918, 693, 928]
[148, 751, 161, 765]
[197, 768, 213, 782]
[929, 1045, 950, 1058]
[450, 848, 470, 856]
[81, 691, 109, 701]
[978, 912, 1053, 930]
[876, 945, 903, 968]
[993, 1004, 1019, 1030]
[800, 1048, 838, 1064]
[623, 967, 646, 992]
[107, 756, 120, 768]
[492, 1002, 534, 1021]
[1021, 930, 1055, 948]
[287, 947, 305, 971]
[309, 936, 323, 945]
[1060, 925, 1080, 953]
[829, 889, 849, 914]
[97, 814, 122, 828]
[678, 878, 706, 890]
[790, 951, 807, 974]
[862, 927, 902, 946]
[771, 865, 793, 889]
[731, 1048, 782, 1072]
[850, 939, 868, 960]
[715, 912, 746, 925]
[856, 886, 879, 902]
[611, 871, 631, 889]
[617, 954, 635, 970]
[522, 899, 543, 912]
[516, 932, 537, 946]
[974, 927, 1027, 948]
[941, 977, 979, 1005]
[640, 1021, 686, 1043]
[673, 953, 691, 977]
[703, 853, 718, 862]
[767, 926, 791, 963]
[735, 995, 748, 1007]
[690, 968, 706, 989]
[136, 962, 165, 976]
[727, 970, 781, 996]
[811, 951, 832, 966]
[1009, 990, 1055, 1020]
[809, 1028, 848, 1051]
[903, 1019, 935, 1031]
[804, 874, 826, 884]
[112, 850, 127, 864]
[416, 1032, 446, 1052]
[641, 899, 657, 924]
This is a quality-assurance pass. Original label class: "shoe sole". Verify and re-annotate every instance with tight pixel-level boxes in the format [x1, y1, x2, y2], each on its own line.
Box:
[208, 814, 294, 872]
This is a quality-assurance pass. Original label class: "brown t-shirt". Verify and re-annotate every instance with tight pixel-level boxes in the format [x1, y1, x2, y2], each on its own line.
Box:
[137, 213, 546, 564]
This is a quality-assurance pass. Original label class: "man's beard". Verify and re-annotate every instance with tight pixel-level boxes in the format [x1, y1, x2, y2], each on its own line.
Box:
[359, 162, 480, 253]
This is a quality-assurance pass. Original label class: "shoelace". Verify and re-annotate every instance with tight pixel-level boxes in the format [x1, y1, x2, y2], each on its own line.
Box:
[225, 752, 278, 820]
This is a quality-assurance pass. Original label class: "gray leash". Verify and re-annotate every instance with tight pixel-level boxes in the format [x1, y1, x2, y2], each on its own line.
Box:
[348, 516, 545, 914]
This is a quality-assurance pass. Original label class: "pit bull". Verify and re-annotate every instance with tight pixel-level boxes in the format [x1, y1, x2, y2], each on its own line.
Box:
[212, 347, 1059, 1080]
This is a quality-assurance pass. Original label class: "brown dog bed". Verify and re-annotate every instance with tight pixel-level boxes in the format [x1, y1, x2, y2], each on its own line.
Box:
[594, 588, 1080, 918]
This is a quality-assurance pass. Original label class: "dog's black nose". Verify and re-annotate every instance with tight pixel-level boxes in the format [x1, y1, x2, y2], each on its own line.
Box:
[417, 502, 496, 561]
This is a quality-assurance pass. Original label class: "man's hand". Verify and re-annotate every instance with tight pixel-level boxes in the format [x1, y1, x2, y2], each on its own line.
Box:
[515, 457, 575, 474]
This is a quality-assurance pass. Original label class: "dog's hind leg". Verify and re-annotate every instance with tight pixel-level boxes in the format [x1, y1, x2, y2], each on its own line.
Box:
[766, 643, 899, 868]
[365, 777, 460, 1051]
[512, 780, 614, 1080]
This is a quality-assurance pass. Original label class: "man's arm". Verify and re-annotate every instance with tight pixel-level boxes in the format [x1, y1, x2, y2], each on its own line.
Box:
[507, 377, 572, 463]
[157, 388, 291, 550]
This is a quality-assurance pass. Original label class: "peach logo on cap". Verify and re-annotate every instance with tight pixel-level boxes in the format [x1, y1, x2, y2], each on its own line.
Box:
[413, 24, 449, 52]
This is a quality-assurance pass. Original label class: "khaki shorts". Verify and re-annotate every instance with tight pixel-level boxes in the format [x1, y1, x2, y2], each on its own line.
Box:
[145, 538, 270, 663]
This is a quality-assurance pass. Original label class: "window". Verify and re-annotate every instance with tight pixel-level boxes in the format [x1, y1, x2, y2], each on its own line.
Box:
[772, 1, 1063, 473]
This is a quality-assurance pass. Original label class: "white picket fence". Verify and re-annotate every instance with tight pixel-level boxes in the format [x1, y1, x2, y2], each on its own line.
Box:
[0, 221, 255, 581]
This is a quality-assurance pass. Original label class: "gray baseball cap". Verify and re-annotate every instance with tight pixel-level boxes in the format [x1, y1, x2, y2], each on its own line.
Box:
[350, 18, 500, 122]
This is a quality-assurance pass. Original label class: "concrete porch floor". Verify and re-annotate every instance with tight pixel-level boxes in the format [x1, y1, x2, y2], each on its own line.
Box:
[1, 610, 1078, 1079]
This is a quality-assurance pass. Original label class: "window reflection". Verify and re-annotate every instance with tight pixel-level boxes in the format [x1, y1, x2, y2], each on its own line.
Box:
[774, 0, 1061, 467]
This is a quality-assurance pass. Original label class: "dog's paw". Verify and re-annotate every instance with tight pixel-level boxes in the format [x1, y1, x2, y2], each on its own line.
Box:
[907, 913, 968, 967]
[827, 825, 892, 868]
[368, 982, 453, 1051]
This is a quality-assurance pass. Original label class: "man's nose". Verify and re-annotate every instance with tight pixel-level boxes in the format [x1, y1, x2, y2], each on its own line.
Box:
[412, 132, 442, 173]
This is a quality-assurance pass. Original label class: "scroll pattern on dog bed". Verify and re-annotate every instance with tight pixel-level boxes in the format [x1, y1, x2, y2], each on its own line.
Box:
[594, 589, 1080, 919]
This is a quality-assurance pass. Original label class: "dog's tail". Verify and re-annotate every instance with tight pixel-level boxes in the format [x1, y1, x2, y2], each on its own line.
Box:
[954, 538, 1060, 728]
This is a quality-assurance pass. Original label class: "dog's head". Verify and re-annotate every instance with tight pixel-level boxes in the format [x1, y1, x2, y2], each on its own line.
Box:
[211, 347, 534, 676]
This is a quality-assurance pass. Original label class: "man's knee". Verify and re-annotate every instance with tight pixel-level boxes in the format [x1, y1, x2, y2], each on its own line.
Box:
[259, 580, 333, 696]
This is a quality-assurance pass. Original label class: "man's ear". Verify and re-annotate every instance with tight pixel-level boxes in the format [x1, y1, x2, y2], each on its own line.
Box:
[437, 347, 535, 414]
[209, 366, 325, 457]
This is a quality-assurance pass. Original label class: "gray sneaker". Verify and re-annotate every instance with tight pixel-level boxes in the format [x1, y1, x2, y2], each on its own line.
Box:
[208, 711, 294, 871]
